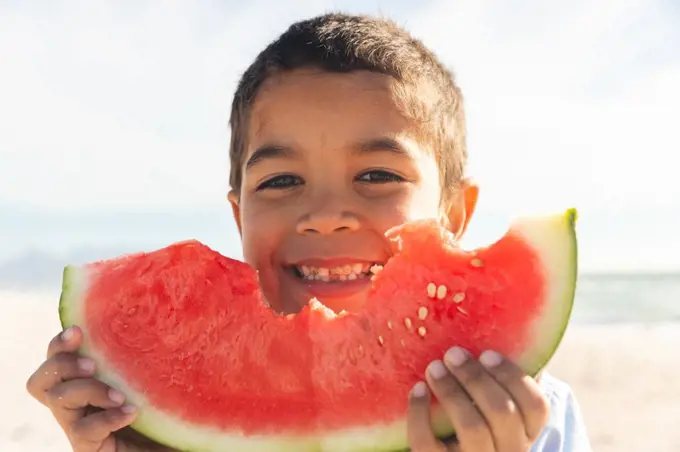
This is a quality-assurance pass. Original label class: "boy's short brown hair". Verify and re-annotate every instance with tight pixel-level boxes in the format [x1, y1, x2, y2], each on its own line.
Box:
[228, 13, 467, 205]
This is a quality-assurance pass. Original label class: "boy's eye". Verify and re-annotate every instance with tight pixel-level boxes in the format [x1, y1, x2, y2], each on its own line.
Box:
[256, 174, 303, 191]
[356, 170, 405, 183]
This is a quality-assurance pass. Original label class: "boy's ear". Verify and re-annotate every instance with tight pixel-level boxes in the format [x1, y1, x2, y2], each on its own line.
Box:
[227, 190, 243, 237]
[442, 178, 479, 240]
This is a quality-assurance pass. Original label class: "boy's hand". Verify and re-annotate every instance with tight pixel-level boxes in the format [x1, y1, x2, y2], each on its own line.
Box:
[407, 348, 550, 451]
[25, 326, 172, 451]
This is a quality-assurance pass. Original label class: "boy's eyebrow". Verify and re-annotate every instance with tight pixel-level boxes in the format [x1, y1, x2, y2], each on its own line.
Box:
[245, 144, 297, 171]
[354, 137, 413, 158]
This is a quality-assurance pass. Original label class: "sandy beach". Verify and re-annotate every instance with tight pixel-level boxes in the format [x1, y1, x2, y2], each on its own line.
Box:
[2, 290, 679, 452]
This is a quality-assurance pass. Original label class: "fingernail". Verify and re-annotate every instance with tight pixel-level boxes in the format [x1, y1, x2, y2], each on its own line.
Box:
[427, 360, 449, 379]
[479, 350, 503, 368]
[411, 381, 428, 397]
[108, 388, 125, 405]
[444, 347, 469, 367]
[77, 358, 95, 373]
[121, 404, 137, 414]
[61, 327, 75, 342]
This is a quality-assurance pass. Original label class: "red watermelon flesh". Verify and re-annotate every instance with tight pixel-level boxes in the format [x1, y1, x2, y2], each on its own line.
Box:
[59, 210, 578, 452]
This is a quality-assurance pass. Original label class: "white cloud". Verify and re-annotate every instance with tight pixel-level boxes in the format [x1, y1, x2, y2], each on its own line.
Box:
[0, 0, 342, 208]
[0, 0, 678, 219]
[406, 0, 680, 214]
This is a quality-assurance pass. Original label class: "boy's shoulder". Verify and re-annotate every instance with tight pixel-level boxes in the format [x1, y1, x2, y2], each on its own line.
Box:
[531, 372, 593, 452]
[539, 371, 576, 402]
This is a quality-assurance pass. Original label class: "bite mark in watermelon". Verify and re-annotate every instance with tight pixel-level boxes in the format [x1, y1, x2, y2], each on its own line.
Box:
[58, 209, 578, 452]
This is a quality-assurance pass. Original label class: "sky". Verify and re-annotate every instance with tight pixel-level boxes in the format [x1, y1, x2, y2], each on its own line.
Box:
[1, 0, 679, 273]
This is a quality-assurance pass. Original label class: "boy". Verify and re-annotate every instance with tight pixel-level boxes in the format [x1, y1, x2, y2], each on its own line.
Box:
[26, 12, 591, 452]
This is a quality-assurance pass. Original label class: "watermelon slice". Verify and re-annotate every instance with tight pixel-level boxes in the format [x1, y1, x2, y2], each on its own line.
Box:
[58, 209, 578, 452]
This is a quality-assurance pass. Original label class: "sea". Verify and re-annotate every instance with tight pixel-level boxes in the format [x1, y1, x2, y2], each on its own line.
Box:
[570, 272, 680, 324]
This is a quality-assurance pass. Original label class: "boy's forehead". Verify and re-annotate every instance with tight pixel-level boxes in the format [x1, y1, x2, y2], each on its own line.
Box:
[246, 68, 416, 147]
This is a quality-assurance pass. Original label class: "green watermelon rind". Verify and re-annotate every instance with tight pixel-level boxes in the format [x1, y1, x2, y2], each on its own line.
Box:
[58, 209, 578, 452]
[511, 208, 578, 376]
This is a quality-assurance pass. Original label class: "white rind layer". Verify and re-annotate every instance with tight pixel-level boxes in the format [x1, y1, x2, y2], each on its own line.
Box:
[58, 209, 578, 452]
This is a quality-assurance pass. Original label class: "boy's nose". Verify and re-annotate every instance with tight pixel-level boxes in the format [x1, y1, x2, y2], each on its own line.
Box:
[296, 211, 360, 235]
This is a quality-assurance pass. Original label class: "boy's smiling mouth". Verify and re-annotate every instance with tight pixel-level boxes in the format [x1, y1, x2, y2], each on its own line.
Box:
[280, 257, 387, 312]
[292, 262, 381, 282]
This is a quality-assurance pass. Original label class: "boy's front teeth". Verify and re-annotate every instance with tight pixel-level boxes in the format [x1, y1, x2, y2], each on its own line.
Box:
[297, 263, 378, 281]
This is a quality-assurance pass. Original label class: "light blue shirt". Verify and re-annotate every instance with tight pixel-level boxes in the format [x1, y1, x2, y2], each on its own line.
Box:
[531, 372, 592, 452]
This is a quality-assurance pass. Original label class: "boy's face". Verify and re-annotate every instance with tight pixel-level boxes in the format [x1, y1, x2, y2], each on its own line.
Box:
[229, 68, 478, 314]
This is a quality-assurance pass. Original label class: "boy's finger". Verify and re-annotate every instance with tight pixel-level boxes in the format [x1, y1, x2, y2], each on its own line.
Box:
[425, 361, 494, 451]
[406, 381, 446, 452]
[26, 352, 96, 404]
[442, 349, 526, 449]
[479, 351, 550, 440]
[69, 406, 137, 450]
[46, 378, 126, 425]
[46, 326, 82, 359]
